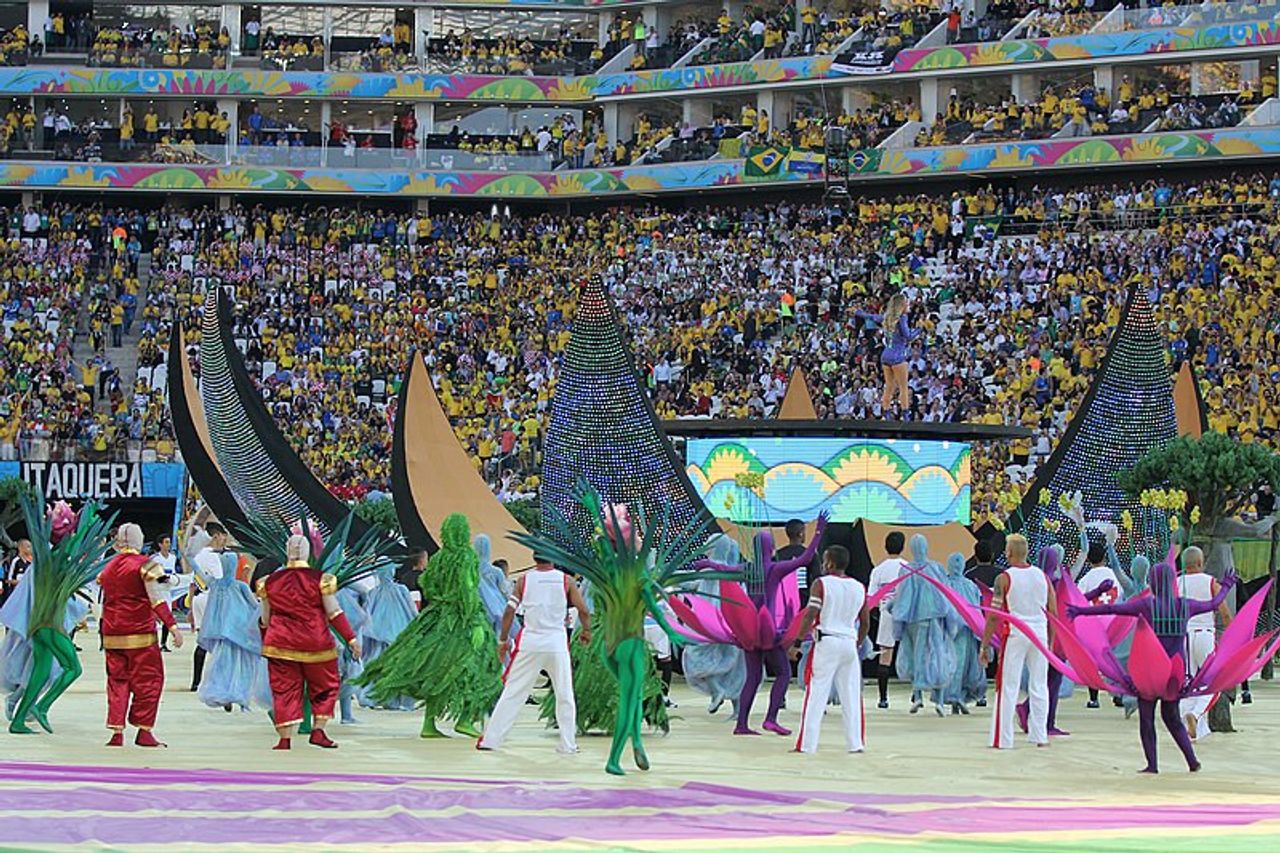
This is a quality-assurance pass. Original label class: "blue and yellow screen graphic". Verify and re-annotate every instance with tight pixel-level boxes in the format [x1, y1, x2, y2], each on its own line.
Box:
[686, 438, 971, 525]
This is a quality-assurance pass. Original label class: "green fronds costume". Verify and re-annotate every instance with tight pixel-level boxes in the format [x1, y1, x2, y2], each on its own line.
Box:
[6, 495, 114, 734]
[356, 513, 502, 737]
[539, 601, 669, 735]
[514, 483, 724, 776]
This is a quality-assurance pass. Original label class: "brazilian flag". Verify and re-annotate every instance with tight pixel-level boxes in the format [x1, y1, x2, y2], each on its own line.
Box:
[850, 149, 883, 174]
[745, 145, 786, 177]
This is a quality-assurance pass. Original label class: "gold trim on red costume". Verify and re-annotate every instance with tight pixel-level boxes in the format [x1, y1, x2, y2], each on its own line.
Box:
[261, 645, 339, 663]
[319, 573, 337, 596]
[102, 632, 158, 650]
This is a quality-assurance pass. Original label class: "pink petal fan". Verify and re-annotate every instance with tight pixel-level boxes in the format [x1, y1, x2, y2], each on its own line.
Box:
[667, 595, 733, 645]
[1126, 620, 1180, 701]
[718, 581, 766, 651]
[1045, 613, 1107, 691]
[1188, 581, 1273, 693]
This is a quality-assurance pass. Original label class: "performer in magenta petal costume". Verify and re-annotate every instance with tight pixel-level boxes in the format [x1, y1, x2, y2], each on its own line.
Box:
[686, 513, 829, 736]
[1066, 560, 1238, 774]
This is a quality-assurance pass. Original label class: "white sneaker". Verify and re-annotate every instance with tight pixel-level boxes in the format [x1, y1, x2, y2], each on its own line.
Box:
[556, 745, 579, 755]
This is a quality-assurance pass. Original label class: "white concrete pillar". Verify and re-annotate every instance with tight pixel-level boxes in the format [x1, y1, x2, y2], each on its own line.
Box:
[221, 5, 241, 53]
[415, 7, 432, 63]
[415, 102, 434, 137]
[724, 1, 744, 20]
[322, 7, 333, 69]
[598, 11, 615, 45]
[603, 102, 636, 144]
[218, 195, 232, 211]
[682, 98, 713, 128]
[27, 0, 48, 45]
[841, 87, 872, 116]
[319, 101, 331, 162]
[1093, 65, 1114, 103]
[1011, 73, 1038, 105]
[920, 78, 940, 123]
[643, 6, 670, 43]
[756, 90, 793, 131]
[217, 98, 238, 153]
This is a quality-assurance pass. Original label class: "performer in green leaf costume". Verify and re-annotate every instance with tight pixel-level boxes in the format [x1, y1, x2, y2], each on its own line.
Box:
[514, 482, 726, 776]
[356, 513, 502, 738]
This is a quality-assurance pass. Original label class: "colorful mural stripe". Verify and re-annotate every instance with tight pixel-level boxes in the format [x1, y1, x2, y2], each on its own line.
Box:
[2, 128, 1279, 196]
[892, 19, 1280, 72]
[0, 57, 831, 102]
[1, 14, 1275, 103]
[1, 761, 1278, 850]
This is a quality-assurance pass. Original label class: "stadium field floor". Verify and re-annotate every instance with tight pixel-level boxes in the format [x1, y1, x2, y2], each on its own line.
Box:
[1, 645, 1276, 852]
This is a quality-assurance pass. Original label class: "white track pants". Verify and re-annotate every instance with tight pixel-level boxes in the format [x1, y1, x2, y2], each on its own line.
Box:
[992, 632, 1047, 748]
[796, 636, 863, 753]
[480, 643, 576, 752]
[1179, 629, 1216, 739]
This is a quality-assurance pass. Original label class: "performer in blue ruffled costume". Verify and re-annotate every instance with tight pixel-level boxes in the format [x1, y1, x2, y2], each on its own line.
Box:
[681, 534, 747, 716]
[942, 552, 985, 714]
[197, 552, 272, 712]
[474, 534, 510, 638]
[1, 571, 90, 725]
[892, 534, 958, 716]
[336, 585, 370, 725]
[356, 563, 417, 711]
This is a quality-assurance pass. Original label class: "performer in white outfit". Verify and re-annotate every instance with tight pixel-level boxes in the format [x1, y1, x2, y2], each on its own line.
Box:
[1176, 546, 1231, 740]
[981, 534, 1056, 749]
[867, 531, 906, 709]
[479, 554, 591, 754]
[794, 546, 869, 754]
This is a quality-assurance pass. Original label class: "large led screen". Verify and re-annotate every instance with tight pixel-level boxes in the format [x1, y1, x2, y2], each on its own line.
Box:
[685, 437, 971, 525]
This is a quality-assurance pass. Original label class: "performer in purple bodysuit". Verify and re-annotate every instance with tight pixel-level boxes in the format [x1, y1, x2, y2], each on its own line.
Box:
[1068, 562, 1236, 773]
[690, 513, 829, 736]
[857, 293, 919, 414]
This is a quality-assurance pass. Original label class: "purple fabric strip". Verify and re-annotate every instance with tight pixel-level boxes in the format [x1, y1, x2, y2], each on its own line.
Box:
[0, 761, 524, 788]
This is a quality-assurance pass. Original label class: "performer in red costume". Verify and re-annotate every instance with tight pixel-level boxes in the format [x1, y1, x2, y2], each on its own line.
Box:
[98, 523, 184, 748]
[257, 534, 361, 750]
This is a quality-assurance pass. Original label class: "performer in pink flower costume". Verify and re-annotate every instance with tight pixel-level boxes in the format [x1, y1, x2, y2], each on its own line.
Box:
[670, 514, 833, 736]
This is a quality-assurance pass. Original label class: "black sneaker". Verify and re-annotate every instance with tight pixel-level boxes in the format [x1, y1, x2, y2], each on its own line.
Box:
[1242, 690, 1253, 705]
[877, 699, 889, 709]
[976, 698, 987, 707]
[1086, 700, 1100, 709]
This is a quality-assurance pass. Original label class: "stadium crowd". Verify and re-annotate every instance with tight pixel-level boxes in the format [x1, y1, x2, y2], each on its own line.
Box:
[4, 170, 1280, 523]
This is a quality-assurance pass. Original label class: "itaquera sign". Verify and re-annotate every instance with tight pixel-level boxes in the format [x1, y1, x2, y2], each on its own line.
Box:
[1, 461, 185, 501]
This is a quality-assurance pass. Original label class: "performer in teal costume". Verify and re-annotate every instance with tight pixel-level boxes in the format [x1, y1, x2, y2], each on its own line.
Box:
[474, 534, 510, 637]
[197, 552, 272, 711]
[355, 563, 417, 711]
[942, 552, 985, 714]
[680, 534, 747, 715]
[892, 534, 958, 716]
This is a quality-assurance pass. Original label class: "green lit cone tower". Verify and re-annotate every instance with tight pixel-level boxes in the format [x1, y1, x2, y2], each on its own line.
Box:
[1017, 286, 1176, 564]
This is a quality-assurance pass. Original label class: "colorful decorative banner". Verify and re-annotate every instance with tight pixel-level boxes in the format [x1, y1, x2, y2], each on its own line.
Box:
[0, 57, 831, 102]
[0, 129, 1277, 196]
[1, 16, 1276, 101]
[892, 19, 1280, 72]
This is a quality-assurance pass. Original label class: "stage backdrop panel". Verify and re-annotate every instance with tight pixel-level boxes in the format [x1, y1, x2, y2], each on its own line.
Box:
[686, 437, 970, 526]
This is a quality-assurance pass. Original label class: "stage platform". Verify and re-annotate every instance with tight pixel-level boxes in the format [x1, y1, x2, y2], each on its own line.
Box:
[2, 644, 1278, 851]
[662, 418, 1032, 441]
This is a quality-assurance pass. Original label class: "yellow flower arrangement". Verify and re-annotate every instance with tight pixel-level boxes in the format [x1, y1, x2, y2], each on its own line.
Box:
[1038, 488, 1052, 507]
[1120, 509, 1134, 530]
[990, 515, 1005, 532]
[1190, 506, 1201, 525]
[1169, 515, 1180, 533]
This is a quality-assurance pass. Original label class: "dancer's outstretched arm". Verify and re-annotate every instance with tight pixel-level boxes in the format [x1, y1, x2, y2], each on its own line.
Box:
[690, 558, 743, 574]
[1068, 597, 1148, 619]
[1186, 570, 1237, 617]
[767, 512, 830, 583]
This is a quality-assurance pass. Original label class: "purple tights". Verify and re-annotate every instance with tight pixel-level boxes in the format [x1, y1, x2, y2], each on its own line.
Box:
[736, 646, 791, 732]
[1017, 667, 1063, 730]
[1137, 698, 1199, 773]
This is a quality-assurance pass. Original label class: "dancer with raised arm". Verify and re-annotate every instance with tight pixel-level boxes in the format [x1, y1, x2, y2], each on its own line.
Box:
[689, 512, 830, 736]
[1067, 559, 1237, 773]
